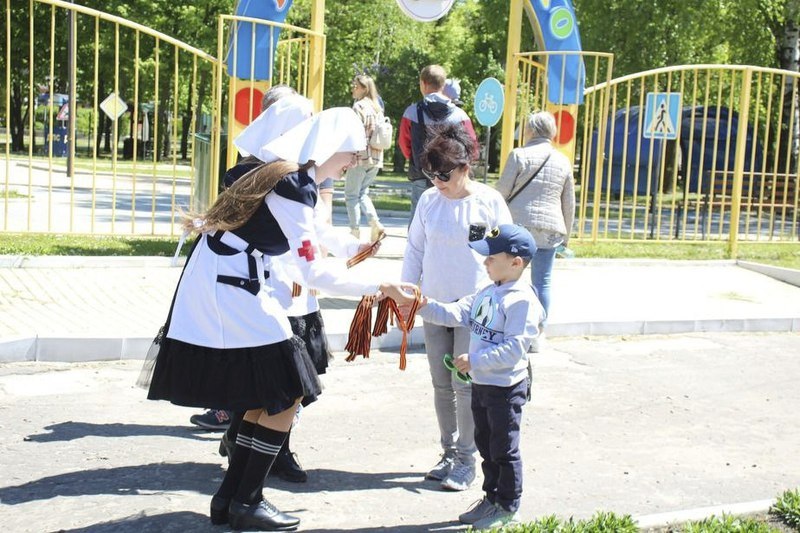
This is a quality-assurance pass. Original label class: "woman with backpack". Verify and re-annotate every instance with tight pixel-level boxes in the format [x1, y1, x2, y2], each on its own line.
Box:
[345, 74, 387, 241]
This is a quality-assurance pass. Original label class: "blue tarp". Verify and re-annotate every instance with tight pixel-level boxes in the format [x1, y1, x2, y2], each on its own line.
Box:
[588, 106, 765, 195]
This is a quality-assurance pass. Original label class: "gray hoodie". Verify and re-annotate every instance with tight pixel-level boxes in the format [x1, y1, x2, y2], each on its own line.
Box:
[418, 277, 543, 387]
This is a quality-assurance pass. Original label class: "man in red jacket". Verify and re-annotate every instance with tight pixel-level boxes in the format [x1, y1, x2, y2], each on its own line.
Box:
[398, 65, 478, 223]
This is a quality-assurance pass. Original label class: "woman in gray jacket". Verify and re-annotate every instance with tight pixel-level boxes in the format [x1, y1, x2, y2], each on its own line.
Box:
[495, 111, 575, 342]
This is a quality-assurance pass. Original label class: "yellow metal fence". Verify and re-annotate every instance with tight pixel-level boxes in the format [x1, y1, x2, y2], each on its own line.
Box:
[1, 0, 321, 237]
[508, 54, 800, 247]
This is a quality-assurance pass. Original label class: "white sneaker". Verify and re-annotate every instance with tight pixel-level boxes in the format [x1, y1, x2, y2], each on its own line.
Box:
[458, 497, 495, 524]
[472, 503, 520, 530]
[425, 452, 455, 481]
[440, 460, 475, 491]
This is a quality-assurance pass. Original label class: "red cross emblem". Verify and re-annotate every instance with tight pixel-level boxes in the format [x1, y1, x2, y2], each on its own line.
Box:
[297, 240, 316, 262]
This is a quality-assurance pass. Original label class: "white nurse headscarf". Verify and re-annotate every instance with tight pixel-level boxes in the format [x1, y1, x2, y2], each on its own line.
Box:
[258, 107, 366, 166]
[233, 93, 314, 162]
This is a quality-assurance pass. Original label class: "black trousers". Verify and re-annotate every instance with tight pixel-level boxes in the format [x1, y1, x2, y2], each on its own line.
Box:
[471, 379, 527, 512]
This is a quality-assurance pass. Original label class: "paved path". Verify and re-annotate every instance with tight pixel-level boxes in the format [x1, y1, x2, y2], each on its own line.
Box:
[1, 199, 800, 530]
[1, 332, 799, 532]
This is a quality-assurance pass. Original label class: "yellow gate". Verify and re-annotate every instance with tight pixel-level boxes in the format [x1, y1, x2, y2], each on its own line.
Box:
[1, 0, 322, 237]
[506, 54, 800, 249]
[583, 65, 799, 249]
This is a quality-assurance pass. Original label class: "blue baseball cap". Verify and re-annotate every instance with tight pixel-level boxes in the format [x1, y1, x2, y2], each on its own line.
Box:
[468, 224, 536, 260]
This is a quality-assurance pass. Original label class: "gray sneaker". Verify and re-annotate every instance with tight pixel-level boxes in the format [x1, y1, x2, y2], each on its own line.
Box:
[425, 452, 456, 481]
[472, 503, 520, 530]
[458, 497, 495, 524]
[440, 460, 476, 491]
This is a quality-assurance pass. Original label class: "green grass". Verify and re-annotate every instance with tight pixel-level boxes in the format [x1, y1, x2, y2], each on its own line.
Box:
[0, 189, 28, 199]
[772, 489, 800, 530]
[0, 233, 181, 256]
[569, 241, 800, 270]
[333, 194, 411, 212]
[471, 488, 800, 532]
[678, 514, 782, 532]
[1, 233, 799, 269]
[474, 512, 637, 533]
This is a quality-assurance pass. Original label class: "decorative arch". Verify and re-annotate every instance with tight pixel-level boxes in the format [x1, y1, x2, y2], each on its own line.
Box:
[502, 0, 585, 165]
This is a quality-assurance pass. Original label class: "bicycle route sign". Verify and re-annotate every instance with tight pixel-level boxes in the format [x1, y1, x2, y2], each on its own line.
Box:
[474, 77, 504, 127]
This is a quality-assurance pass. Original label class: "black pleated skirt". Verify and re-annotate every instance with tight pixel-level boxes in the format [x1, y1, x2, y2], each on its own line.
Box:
[147, 335, 321, 415]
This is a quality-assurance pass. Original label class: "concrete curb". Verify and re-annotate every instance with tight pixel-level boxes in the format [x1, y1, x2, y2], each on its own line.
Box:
[738, 260, 800, 288]
[635, 498, 776, 529]
[3, 315, 797, 363]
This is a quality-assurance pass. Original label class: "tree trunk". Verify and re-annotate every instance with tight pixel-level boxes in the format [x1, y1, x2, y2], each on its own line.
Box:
[195, 70, 209, 134]
[10, 81, 27, 152]
[181, 77, 194, 160]
[778, 19, 799, 173]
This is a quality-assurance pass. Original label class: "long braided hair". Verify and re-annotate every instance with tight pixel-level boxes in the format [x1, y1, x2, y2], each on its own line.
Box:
[183, 160, 300, 233]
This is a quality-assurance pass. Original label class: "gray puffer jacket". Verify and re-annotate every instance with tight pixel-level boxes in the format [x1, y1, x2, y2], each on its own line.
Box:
[495, 138, 575, 247]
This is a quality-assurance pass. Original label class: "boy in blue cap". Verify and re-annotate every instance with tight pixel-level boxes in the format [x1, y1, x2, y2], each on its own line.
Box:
[414, 223, 544, 530]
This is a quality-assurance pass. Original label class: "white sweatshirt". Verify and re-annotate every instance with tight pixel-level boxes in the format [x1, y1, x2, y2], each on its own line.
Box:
[401, 182, 512, 302]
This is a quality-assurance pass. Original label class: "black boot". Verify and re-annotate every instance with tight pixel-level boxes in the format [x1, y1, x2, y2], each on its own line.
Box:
[269, 432, 307, 483]
[210, 494, 229, 525]
[228, 498, 300, 531]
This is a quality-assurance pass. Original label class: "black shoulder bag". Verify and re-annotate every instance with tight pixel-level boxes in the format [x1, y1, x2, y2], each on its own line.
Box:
[505, 152, 552, 204]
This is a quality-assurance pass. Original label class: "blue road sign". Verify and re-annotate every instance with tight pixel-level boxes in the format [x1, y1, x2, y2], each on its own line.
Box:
[474, 78, 505, 127]
[643, 92, 681, 140]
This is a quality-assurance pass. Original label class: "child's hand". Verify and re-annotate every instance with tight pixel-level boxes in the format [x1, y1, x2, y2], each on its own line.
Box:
[453, 353, 471, 373]
[398, 294, 426, 322]
[357, 242, 380, 257]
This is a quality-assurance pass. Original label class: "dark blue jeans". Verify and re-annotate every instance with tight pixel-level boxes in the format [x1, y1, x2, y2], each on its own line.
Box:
[471, 379, 527, 512]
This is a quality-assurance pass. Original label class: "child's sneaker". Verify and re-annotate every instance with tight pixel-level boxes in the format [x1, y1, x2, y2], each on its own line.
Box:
[189, 409, 231, 431]
[472, 503, 520, 530]
[458, 497, 495, 524]
[425, 451, 456, 481]
[440, 460, 475, 491]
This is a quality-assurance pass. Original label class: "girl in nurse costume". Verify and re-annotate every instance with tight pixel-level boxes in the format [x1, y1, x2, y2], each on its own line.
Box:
[147, 107, 414, 531]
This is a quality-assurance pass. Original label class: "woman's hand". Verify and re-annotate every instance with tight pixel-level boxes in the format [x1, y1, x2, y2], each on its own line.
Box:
[378, 282, 418, 306]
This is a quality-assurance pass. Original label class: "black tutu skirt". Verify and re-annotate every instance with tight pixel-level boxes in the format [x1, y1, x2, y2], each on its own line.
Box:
[289, 310, 332, 375]
[147, 335, 321, 415]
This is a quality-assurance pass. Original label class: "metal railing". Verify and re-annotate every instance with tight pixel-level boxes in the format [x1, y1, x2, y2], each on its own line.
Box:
[1, 1, 323, 237]
[506, 53, 800, 249]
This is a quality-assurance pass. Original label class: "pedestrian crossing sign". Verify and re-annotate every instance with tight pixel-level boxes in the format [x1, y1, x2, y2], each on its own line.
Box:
[643, 92, 681, 140]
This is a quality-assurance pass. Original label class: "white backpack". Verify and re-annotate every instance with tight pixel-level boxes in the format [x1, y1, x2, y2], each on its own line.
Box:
[369, 112, 393, 150]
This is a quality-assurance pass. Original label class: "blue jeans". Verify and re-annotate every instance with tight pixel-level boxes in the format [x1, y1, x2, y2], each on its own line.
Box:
[530, 246, 556, 327]
[344, 164, 380, 230]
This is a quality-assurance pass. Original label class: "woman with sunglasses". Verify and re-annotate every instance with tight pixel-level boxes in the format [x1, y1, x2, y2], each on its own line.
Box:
[401, 123, 512, 492]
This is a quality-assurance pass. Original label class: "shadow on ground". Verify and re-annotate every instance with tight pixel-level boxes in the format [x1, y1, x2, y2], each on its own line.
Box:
[25, 421, 218, 443]
[0, 462, 220, 504]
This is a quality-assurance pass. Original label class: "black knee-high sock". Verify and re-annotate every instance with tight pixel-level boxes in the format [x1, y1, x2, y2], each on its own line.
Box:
[226, 411, 245, 443]
[215, 420, 256, 499]
[280, 429, 292, 454]
[234, 425, 287, 505]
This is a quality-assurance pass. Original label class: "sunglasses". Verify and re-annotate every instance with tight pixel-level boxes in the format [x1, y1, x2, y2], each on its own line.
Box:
[443, 353, 472, 383]
[421, 167, 456, 182]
